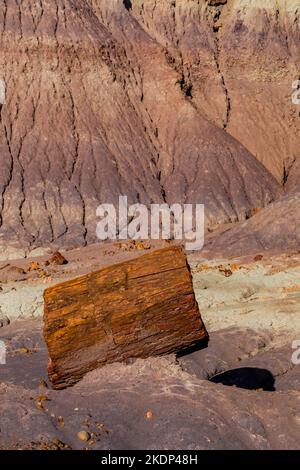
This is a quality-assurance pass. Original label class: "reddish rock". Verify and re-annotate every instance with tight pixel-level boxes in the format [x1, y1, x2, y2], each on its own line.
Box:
[43, 246, 208, 389]
[46, 252, 68, 266]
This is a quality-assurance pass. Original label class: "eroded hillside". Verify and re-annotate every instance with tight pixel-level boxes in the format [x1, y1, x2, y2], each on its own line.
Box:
[0, 0, 299, 257]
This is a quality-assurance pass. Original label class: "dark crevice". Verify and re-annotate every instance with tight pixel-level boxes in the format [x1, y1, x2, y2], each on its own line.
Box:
[123, 0, 132, 12]
[209, 367, 276, 392]
[178, 76, 193, 98]
[283, 158, 296, 187]
[205, 3, 231, 130]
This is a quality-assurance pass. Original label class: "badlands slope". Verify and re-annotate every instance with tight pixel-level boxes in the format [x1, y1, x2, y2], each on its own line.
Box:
[2, 0, 300, 257]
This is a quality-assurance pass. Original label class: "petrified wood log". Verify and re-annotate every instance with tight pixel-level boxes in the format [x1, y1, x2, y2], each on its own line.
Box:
[44, 246, 208, 389]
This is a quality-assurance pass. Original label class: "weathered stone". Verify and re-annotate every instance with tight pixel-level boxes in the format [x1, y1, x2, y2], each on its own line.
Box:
[43, 246, 208, 389]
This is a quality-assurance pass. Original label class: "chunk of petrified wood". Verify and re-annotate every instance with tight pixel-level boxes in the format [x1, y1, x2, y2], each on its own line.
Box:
[43, 246, 208, 389]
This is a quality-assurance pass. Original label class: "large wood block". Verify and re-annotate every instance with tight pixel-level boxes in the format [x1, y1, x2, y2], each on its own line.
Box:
[44, 246, 208, 389]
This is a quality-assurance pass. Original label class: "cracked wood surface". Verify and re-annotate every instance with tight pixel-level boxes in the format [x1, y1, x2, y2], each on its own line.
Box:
[43, 245, 208, 389]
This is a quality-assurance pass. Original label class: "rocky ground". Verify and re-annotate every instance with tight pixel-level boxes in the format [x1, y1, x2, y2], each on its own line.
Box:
[1, 243, 300, 450]
[0, 0, 299, 451]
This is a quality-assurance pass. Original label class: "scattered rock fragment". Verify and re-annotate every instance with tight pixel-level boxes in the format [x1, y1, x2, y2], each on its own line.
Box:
[77, 431, 91, 442]
[219, 266, 233, 277]
[0, 316, 10, 328]
[145, 410, 154, 420]
[19, 347, 30, 354]
[57, 416, 65, 428]
[35, 395, 49, 410]
[53, 439, 71, 450]
[28, 261, 40, 271]
[45, 251, 68, 266]
[136, 241, 151, 250]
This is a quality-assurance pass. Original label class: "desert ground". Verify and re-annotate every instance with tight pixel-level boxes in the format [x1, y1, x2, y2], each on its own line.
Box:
[1, 241, 300, 450]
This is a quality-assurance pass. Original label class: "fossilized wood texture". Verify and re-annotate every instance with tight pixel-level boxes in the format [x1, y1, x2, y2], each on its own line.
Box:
[44, 246, 208, 389]
[0, 0, 291, 257]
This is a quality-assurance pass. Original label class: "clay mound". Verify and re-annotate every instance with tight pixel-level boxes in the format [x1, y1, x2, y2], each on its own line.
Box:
[126, 0, 300, 185]
[207, 190, 300, 256]
[0, 1, 282, 256]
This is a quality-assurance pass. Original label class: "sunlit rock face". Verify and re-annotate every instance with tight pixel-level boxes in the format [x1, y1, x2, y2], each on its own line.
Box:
[2, 0, 299, 255]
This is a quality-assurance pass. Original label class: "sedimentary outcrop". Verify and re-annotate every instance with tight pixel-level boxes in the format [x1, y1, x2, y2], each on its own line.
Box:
[207, 189, 300, 255]
[1, 1, 294, 256]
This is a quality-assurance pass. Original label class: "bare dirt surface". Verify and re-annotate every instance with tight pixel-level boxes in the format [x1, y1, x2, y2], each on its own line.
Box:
[1, 247, 300, 450]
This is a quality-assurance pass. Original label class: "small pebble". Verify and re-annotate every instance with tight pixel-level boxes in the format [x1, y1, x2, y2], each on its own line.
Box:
[145, 410, 154, 420]
[77, 430, 91, 442]
[19, 347, 30, 354]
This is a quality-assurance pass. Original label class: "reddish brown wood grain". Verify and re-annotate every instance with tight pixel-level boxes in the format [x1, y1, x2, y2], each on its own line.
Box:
[43, 246, 208, 389]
